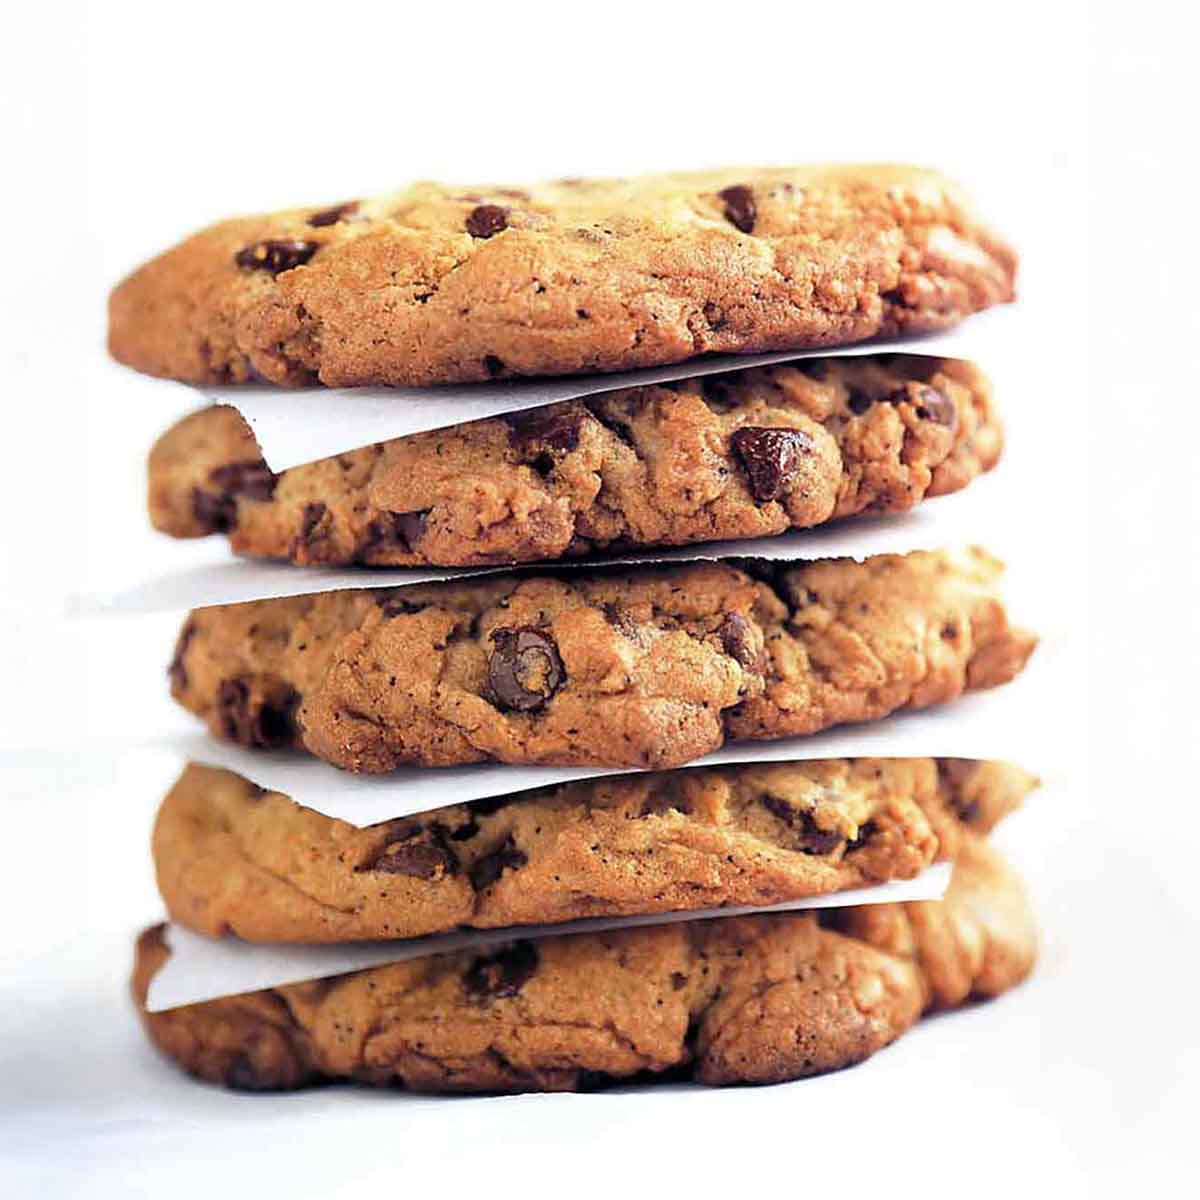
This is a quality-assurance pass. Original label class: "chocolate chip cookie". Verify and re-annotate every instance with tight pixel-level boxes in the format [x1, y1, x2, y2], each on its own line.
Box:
[151, 355, 1000, 568]
[168, 550, 1036, 772]
[133, 836, 1035, 1092]
[109, 165, 1016, 389]
[154, 758, 1034, 942]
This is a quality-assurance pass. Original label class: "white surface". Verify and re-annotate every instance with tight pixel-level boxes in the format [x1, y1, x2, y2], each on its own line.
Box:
[150, 864, 952, 1010]
[210, 309, 1017, 470]
[2, 2, 1198, 1197]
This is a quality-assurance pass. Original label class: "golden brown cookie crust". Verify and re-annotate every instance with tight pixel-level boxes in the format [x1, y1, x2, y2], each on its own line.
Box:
[133, 837, 1035, 1093]
[168, 550, 1037, 772]
[153, 758, 1035, 942]
[110, 165, 1016, 389]
[150, 355, 1001, 568]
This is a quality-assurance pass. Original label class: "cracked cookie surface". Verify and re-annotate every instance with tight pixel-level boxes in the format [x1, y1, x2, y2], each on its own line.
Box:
[110, 165, 1016, 389]
[151, 355, 1001, 568]
[154, 758, 1034, 941]
[133, 837, 1035, 1093]
[168, 549, 1037, 772]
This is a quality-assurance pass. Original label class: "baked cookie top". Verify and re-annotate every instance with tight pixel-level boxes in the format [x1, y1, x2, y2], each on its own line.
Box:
[151, 354, 1001, 568]
[110, 165, 1016, 389]
[154, 758, 1034, 942]
[133, 836, 1035, 1093]
[168, 549, 1037, 772]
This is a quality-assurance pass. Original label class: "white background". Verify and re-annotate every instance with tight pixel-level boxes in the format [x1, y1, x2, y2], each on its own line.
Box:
[1, 2, 1197, 1196]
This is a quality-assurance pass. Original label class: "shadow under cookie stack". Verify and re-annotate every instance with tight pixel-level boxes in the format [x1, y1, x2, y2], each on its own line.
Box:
[110, 165, 1041, 1094]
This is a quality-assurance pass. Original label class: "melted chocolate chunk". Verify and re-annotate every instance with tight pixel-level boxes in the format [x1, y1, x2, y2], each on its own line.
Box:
[718, 184, 757, 234]
[364, 510, 428, 555]
[847, 389, 874, 415]
[503, 406, 586, 455]
[717, 612, 757, 667]
[365, 826, 458, 879]
[463, 940, 539, 1000]
[375, 593, 426, 618]
[881, 286, 913, 309]
[234, 239, 318, 275]
[224, 1053, 272, 1091]
[216, 678, 299, 749]
[937, 759, 981, 823]
[290, 502, 328, 554]
[209, 460, 277, 502]
[469, 836, 529, 890]
[914, 385, 956, 428]
[307, 201, 358, 227]
[760, 794, 844, 855]
[488, 627, 566, 712]
[468, 794, 515, 818]
[191, 487, 238, 534]
[845, 820, 878, 852]
[730, 427, 813, 503]
[466, 204, 509, 238]
[167, 619, 196, 692]
[584, 398, 637, 447]
[483, 355, 506, 377]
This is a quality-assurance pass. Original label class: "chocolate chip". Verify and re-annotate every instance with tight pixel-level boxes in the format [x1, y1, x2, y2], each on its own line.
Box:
[503, 406, 585, 461]
[881, 286, 912, 309]
[699, 376, 733, 406]
[847, 390, 874, 416]
[466, 204, 509, 238]
[639, 792, 694, 818]
[670, 972, 688, 991]
[760, 794, 843, 855]
[937, 759, 978, 790]
[375, 593, 426, 618]
[216, 678, 299, 749]
[584, 398, 637, 447]
[191, 487, 238, 534]
[307, 201, 358, 227]
[167, 620, 196, 692]
[224, 1053, 272, 1091]
[468, 794, 514, 818]
[289, 501, 328, 555]
[469, 836, 529, 890]
[730, 427, 813, 503]
[601, 602, 639, 640]
[717, 612, 757, 668]
[937, 760, 981, 823]
[463, 940, 538, 1000]
[483, 355, 506, 377]
[914, 386, 956, 428]
[364, 510, 428, 555]
[365, 827, 457, 879]
[718, 185, 756, 234]
[488, 627, 566, 712]
[846, 820, 878, 853]
[234, 239, 318, 275]
[209, 460, 277, 502]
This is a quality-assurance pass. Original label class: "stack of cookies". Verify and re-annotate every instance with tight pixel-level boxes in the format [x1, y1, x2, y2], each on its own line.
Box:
[110, 165, 1041, 1093]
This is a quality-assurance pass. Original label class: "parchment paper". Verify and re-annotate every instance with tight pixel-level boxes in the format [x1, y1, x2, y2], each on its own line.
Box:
[162, 637, 1058, 827]
[146, 861, 953, 1011]
[209, 306, 1015, 471]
